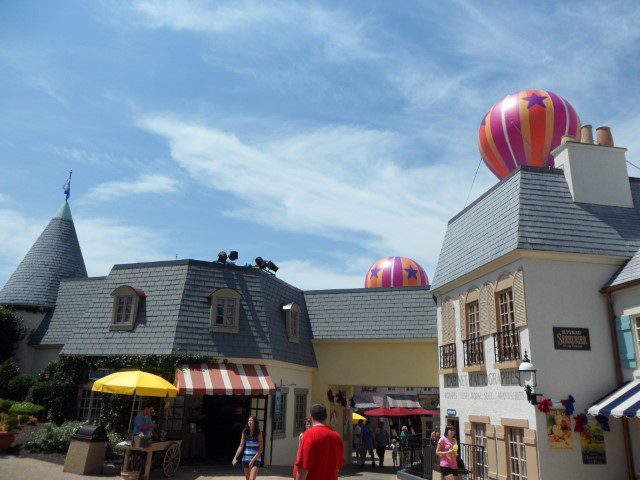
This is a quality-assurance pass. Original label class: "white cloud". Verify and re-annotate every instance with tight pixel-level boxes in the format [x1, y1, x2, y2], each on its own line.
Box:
[0, 205, 47, 280]
[30, 75, 68, 105]
[85, 173, 181, 201]
[137, 114, 494, 275]
[276, 259, 365, 290]
[125, 0, 377, 62]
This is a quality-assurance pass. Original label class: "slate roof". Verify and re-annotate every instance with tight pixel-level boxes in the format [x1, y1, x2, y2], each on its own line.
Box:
[604, 248, 640, 289]
[432, 167, 640, 290]
[303, 286, 437, 340]
[55, 260, 317, 367]
[0, 201, 87, 307]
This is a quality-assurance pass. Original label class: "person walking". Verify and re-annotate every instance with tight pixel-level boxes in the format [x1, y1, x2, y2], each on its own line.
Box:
[430, 429, 441, 446]
[391, 439, 399, 467]
[294, 404, 344, 480]
[298, 418, 312, 446]
[400, 425, 410, 465]
[360, 420, 376, 468]
[436, 426, 459, 480]
[353, 419, 363, 464]
[374, 421, 390, 467]
[232, 416, 263, 480]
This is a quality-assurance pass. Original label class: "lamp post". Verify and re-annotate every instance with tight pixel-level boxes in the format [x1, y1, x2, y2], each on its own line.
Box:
[518, 351, 542, 405]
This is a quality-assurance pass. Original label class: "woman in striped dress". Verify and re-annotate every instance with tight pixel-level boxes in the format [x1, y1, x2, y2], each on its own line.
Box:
[233, 415, 263, 479]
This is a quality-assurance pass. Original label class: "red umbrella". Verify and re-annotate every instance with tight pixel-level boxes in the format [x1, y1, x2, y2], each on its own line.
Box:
[409, 408, 439, 416]
[364, 407, 415, 417]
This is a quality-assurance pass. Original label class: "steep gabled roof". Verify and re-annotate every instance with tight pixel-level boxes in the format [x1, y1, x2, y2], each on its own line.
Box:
[304, 286, 437, 340]
[0, 201, 87, 307]
[432, 167, 640, 290]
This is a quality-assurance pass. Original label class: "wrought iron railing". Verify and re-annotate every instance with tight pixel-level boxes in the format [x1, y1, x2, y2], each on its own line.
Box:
[439, 343, 456, 369]
[463, 337, 485, 366]
[493, 327, 520, 363]
[400, 436, 486, 479]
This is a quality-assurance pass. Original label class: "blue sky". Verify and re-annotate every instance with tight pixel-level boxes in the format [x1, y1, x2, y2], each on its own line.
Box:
[1, 1, 639, 289]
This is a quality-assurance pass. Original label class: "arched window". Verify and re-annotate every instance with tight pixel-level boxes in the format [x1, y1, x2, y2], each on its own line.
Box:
[208, 288, 243, 333]
[282, 303, 301, 343]
[110, 285, 145, 331]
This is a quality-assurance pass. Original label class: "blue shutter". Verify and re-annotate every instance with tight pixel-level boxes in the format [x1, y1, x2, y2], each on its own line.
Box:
[615, 315, 637, 369]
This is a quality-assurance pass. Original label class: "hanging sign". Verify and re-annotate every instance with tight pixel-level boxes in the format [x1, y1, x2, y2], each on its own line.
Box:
[446, 409, 457, 417]
[546, 409, 573, 450]
[581, 424, 606, 464]
[274, 390, 283, 422]
[553, 327, 591, 350]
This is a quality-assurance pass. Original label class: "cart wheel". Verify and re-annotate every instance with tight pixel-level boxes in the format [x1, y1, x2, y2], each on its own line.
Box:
[162, 443, 181, 477]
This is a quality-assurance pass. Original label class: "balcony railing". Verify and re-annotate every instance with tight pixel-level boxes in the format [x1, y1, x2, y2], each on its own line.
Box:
[400, 435, 486, 479]
[439, 343, 456, 369]
[493, 327, 520, 363]
[463, 337, 485, 366]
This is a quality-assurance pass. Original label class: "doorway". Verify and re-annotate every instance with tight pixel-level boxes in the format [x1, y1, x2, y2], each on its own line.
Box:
[200, 395, 269, 464]
[445, 416, 460, 443]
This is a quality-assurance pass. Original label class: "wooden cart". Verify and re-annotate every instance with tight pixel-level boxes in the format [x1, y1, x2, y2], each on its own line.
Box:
[117, 440, 182, 479]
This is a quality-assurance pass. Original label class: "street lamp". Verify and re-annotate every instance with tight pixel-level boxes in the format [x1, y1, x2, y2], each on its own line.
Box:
[518, 351, 541, 405]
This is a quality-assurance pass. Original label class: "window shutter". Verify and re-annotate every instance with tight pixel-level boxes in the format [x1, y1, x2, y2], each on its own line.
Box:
[615, 316, 637, 369]
[513, 269, 528, 327]
[487, 282, 498, 334]
[479, 284, 489, 336]
[442, 301, 455, 344]
[459, 294, 467, 341]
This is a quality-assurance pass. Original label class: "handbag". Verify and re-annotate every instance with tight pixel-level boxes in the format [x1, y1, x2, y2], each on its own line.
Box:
[456, 454, 465, 470]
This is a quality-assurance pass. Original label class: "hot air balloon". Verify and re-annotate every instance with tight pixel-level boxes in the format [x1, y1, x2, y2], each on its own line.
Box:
[478, 90, 581, 179]
[365, 257, 429, 288]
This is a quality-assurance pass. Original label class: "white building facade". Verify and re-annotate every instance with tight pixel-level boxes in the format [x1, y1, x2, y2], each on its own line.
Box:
[431, 137, 639, 480]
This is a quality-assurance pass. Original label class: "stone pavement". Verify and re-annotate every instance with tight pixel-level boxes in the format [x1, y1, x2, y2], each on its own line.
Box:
[0, 455, 400, 480]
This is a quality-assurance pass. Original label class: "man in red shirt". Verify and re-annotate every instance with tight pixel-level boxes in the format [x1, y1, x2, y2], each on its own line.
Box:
[294, 404, 344, 480]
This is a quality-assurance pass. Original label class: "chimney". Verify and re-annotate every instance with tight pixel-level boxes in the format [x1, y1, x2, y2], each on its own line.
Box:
[580, 125, 594, 144]
[552, 125, 633, 208]
[596, 126, 614, 147]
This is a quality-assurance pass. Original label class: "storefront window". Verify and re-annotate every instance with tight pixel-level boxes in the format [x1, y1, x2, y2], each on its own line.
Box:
[471, 423, 489, 479]
[294, 392, 307, 434]
[508, 427, 527, 480]
[163, 396, 185, 431]
[77, 385, 102, 422]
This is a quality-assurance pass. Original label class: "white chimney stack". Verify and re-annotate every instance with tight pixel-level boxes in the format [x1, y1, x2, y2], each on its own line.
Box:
[552, 126, 633, 208]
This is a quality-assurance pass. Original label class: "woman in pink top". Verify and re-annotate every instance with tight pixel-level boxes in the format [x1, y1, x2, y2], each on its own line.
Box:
[436, 427, 458, 479]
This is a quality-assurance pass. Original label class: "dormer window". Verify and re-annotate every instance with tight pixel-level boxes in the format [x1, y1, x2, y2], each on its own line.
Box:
[110, 285, 145, 331]
[282, 303, 301, 343]
[208, 288, 243, 333]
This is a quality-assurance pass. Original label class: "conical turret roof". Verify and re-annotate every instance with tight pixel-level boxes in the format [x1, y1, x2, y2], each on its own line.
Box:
[0, 200, 87, 308]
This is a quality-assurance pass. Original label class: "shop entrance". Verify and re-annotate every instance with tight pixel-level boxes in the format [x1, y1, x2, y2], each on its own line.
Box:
[201, 394, 268, 464]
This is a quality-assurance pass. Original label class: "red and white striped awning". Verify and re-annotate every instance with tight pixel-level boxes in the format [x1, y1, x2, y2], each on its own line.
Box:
[176, 363, 276, 396]
[387, 394, 421, 409]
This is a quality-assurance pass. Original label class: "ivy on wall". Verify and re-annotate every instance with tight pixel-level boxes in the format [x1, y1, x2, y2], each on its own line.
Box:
[36, 354, 212, 429]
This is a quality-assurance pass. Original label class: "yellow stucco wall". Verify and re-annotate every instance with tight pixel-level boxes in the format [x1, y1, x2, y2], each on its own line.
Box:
[310, 339, 439, 462]
[311, 339, 439, 404]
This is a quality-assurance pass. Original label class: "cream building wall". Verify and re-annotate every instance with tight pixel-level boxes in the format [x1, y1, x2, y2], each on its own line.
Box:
[12, 309, 47, 375]
[311, 339, 439, 462]
[436, 253, 627, 480]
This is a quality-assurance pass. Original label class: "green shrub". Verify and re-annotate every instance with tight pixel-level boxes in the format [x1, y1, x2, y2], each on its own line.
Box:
[27, 380, 54, 406]
[25, 421, 82, 453]
[0, 399, 14, 413]
[0, 413, 19, 431]
[0, 308, 26, 363]
[106, 431, 123, 458]
[7, 374, 36, 400]
[9, 401, 44, 416]
[0, 358, 19, 398]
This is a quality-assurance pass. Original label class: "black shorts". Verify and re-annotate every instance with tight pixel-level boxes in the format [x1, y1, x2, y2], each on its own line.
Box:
[242, 460, 261, 469]
[440, 466, 458, 476]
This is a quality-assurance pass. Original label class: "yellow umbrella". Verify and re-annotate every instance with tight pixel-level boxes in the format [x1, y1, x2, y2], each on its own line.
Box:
[92, 370, 178, 433]
[92, 370, 178, 397]
[353, 412, 366, 424]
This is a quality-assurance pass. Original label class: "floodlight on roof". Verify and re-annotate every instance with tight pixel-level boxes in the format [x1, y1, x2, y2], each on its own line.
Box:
[266, 261, 279, 272]
[255, 257, 267, 269]
[217, 251, 228, 263]
[229, 251, 239, 261]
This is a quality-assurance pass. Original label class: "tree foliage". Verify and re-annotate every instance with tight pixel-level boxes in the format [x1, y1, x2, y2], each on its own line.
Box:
[0, 308, 26, 363]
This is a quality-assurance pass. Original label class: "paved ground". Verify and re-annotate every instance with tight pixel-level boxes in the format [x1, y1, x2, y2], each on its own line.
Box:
[0, 454, 400, 480]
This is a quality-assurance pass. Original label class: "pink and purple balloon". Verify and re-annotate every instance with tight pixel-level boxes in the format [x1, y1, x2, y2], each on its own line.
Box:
[365, 257, 429, 288]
